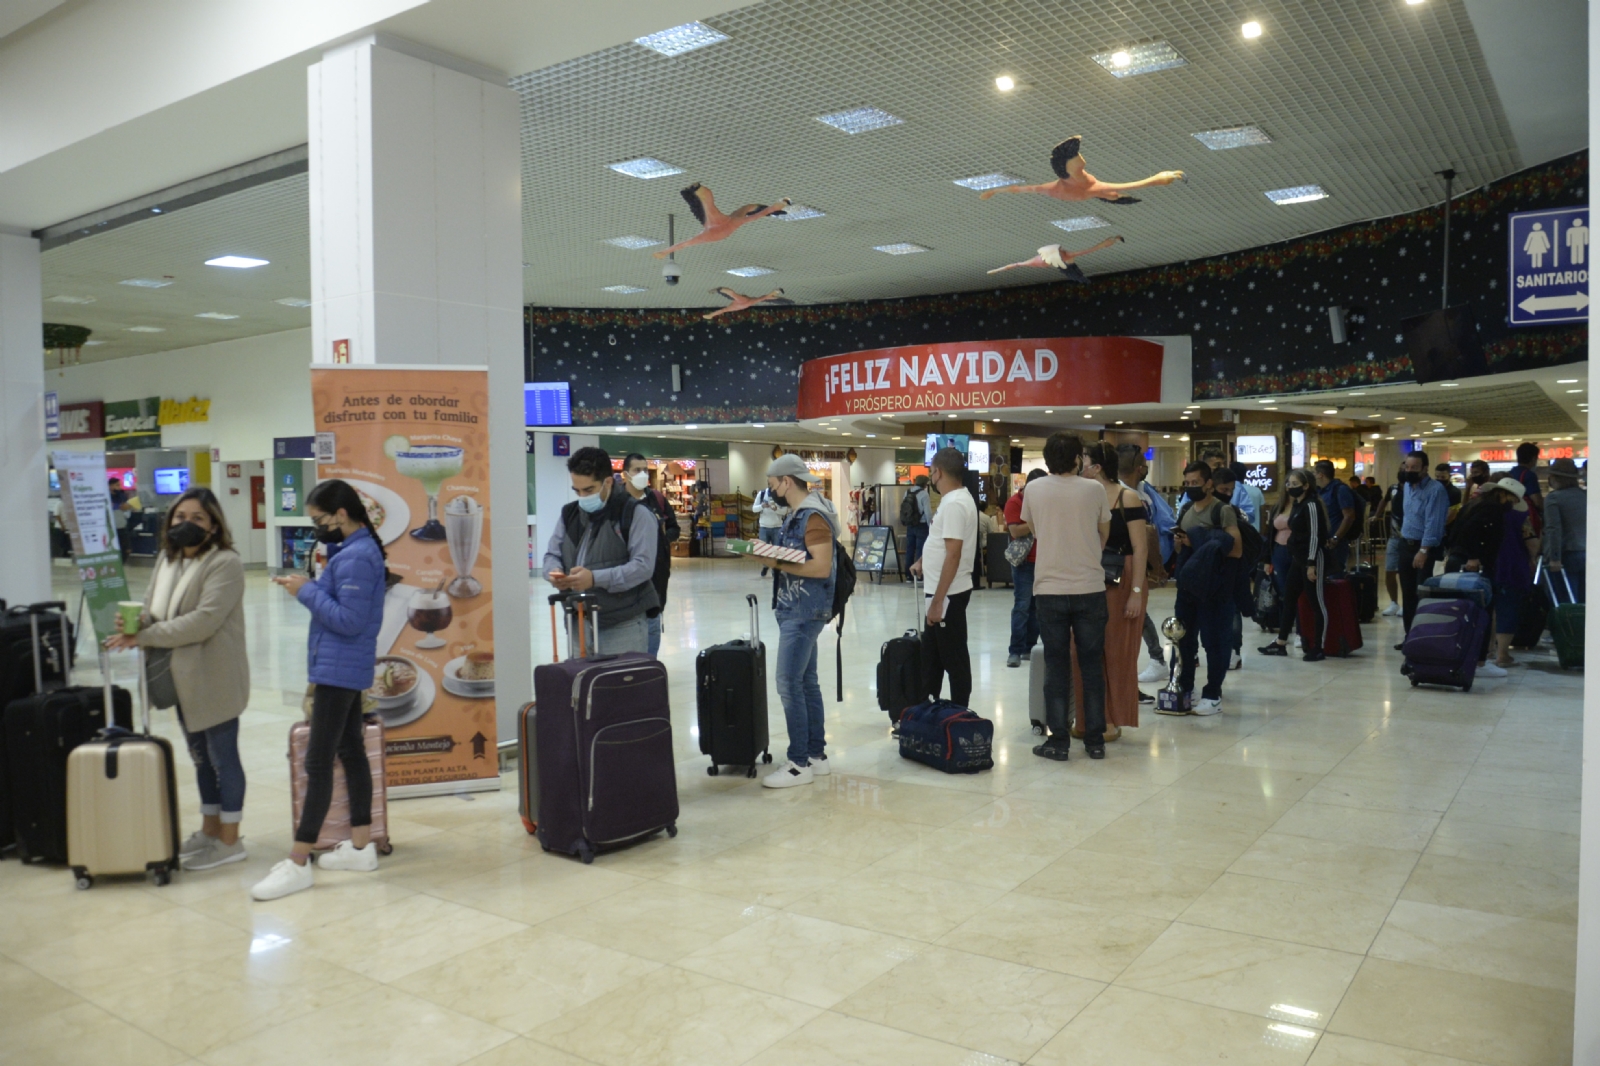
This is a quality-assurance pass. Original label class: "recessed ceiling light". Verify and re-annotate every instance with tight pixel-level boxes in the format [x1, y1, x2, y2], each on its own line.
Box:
[195, 312, 239, 320]
[633, 21, 729, 56]
[1241, 20, 1263, 38]
[1369, 413, 1383, 418]
[615, 426, 629, 432]
[1115, 420, 1125, 425]
[275, 297, 312, 308]
[684, 424, 698, 430]
[83, 340, 106, 346]
[866, 434, 876, 438]
[1193, 125, 1272, 150]
[1180, 435, 1190, 441]
[1323, 409, 1338, 414]
[1405, 0, 1425, 5]
[125, 326, 165, 333]
[1088, 406, 1103, 410]
[1567, 388, 1584, 393]
[1092, 41, 1187, 77]
[602, 284, 647, 294]
[1264, 185, 1328, 205]
[1257, 398, 1277, 403]
[873, 242, 928, 255]
[205, 255, 268, 268]
[1347, 392, 1367, 396]
[604, 235, 663, 250]
[954, 172, 1025, 191]
[608, 157, 683, 180]
[46, 294, 96, 304]
[752, 423, 765, 428]
[726, 266, 774, 277]
[1163, 434, 1171, 439]
[769, 204, 824, 221]
[816, 106, 904, 134]
[1044, 410, 1054, 414]
[1051, 216, 1111, 232]
[994, 75, 1015, 92]
[1557, 378, 1579, 383]
[1083, 414, 1092, 419]
[120, 278, 172, 288]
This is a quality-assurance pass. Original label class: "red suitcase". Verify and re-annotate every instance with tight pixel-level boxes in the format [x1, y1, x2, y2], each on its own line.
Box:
[288, 715, 392, 854]
[1299, 577, 1363, 657]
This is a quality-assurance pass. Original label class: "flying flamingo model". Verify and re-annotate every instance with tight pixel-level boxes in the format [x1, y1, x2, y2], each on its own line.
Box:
[987, 236, 1125, 282]
[654, 184, 791, 258]
[979, 136, 1183, 205]
[702, 287, 791, 321]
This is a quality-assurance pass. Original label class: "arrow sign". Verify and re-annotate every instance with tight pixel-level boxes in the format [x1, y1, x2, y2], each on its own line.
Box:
[1518, 292, 1590, 314]
[470, 731, 488, 759]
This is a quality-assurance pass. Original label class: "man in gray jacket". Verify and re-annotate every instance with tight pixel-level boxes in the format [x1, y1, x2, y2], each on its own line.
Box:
[1543, 457, 1587, 603]
[543, 446, 659, 655]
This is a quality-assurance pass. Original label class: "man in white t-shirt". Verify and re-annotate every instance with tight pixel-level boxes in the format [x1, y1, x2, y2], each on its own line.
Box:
[910, 447, 978, 707]
[1022, 432, 1112, 761]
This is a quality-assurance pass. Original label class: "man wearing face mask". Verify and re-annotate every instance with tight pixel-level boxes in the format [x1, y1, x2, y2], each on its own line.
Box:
[544, 447, 659, 656]
[1396, 450, 1449, 639]
[621, 454, 680, 658]
[1168, 462, 1243, 715]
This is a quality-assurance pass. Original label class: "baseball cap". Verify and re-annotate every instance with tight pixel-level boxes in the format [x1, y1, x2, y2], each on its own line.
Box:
[767, 454, 818, 483]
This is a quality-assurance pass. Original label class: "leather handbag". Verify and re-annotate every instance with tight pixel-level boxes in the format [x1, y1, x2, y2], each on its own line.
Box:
[1101, 548, 1125, 585]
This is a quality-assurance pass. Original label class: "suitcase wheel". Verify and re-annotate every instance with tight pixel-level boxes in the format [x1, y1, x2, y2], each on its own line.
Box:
[1460, 681, 1472, 693]
[707, 764, 720, 777]
[666, 824, 678, 838]
[148, 867, 171, 887]
[73, 869, 92, 891]
[377, 841, 394, 857]
[762, 753, 773, 764]
[520, 817, 537, 836]
[577, 843, 595, 865]
[1410, 678, 1420, 687]
[745, 766, 757, 779]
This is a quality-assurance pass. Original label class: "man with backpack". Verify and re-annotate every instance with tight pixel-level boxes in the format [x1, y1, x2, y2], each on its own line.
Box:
[911, 448, 979, 709]
[1314, 460, 1362, 573]
[900, 475, 932, 571]
[1168, 462, 1245, 715]
[621, 453, 680, 658]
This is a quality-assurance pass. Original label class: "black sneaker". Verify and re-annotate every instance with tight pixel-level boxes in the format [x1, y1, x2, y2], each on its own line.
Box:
[1086, 744, 1106, 760]
[1138, 690, 1154, 704]
[1303, 650, 1326, 662]
[1032, 736, 1071, 761]
[1257, 642, 1288, 656]
[1394, 642, 1406, 651]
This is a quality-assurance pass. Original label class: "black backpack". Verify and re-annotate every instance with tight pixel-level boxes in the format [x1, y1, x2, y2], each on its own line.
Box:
[830, 542, 856, 701]
[1177, 499, 1264, 565]
[899, 487, 923, 527]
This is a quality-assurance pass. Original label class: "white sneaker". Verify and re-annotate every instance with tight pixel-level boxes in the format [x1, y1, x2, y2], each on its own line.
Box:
[809, 756, 831, 776]
[250, 858, 314, 901]
[1381, 603, 1401, 617]
[180, 829, 218, 858]
[1229, 651, 1243, 671]
[316, 840, 379, 872]
[1477, 662, 1508, 678]
[1137, 660, 1167, 683]
[762, 760, 814, 788]
[1192, 697, 1223, 716]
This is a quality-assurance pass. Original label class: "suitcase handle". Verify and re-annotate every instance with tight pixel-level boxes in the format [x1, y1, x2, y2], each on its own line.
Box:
[746, 593, 760, 645]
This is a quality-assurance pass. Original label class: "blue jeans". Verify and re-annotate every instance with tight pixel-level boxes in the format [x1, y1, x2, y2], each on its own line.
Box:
[1008, 562, 1039, 656]
[1176, 592, 1233, 701]
[177, 707, 246, 823]
[775, 616, 827, 765]
[646, 614, 662, 658]
[903, 524, 928, 570]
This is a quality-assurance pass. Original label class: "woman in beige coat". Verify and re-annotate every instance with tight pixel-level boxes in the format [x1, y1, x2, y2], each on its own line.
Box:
[106, 487, 249, 871]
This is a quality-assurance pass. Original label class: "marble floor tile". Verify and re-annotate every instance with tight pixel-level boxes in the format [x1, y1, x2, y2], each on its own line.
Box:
[749, 808, 926, 866]
[743, 1010, 1019, 1066]
[657, 841, 866, 908]
[865, 823, 1070, 889]
[16, 906, 253, 998]
[1305, 1034, 1483, 1066]
[1328, 958, 1572, 1066]
[783, 864, 1007, 941]
[2, 1000, 190, 1066]
[678, 911, 917, 1008]
[1208, 736, 1357, 775]
[1030, 984, 1320, 1065]
[1399, 852, 1579, 923]
[1267, 801, 1442, 852]
[1424, 818, 1579, 875]
[1137, 784, 1301, 832]
[452, 1038, 600, 1066]
[936, 892, 1172, 982]
[1229, 833, 1421, 899]
[1299, 774, 1463, 816]
[953, 793, 1120, 848]
[1179, 872, 1397, 954]
[422, 853, 643, 926]
[0, 955, 84, 1025]
[1441, 787, 1580, 836]
[555, 881, 774, 963]
[1162, 762, 1323, 804]
[291, 892, 528, 983]
[1014, 848, 1223, 920]
[835, 945, 1101, 1061]
[1458, 765, 1581, 802]
[1367, 900, 1577, 992]
[1076, 809, 1264, 870]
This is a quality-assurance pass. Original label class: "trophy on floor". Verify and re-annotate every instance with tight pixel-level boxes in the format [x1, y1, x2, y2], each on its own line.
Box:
[1154, 616, 1189, 716]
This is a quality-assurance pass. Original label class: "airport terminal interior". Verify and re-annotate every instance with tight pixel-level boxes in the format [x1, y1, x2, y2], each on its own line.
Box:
[0, 1, 1594, 1065]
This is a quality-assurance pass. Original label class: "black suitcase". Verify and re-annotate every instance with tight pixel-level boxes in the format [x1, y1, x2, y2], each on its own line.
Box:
[876, 576, 924, 722]
[1350, 565, 1379, 624]
[696, 594, 772, 778]
[0, 603, 74, 709]
[4, 605, 131, 864]
[985, 536, 1013, 588]
[531, 595, 677, 864]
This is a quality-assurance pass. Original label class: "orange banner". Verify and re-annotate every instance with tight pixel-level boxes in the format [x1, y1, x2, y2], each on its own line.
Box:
[310, 366, 496, 788]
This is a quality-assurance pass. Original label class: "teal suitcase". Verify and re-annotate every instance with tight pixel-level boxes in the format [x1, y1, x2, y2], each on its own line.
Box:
[1544, 569, 1584, 670]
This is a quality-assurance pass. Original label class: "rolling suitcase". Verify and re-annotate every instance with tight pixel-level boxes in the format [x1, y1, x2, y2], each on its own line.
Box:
[288, 714, 392, 854]
[533, 595, 677, 864]
[0, 601, 72, 851]
[4, 604, 132, 864]
[876, 575, 923, 721]
[1402, 598, 1490, 691]
[1511, 559, 1549, 650]
[1299, 577, 1362, 657]
[1421, 572, 1493, 611]
[1350, 564, 1380, 624]
[985, 536, 1013, 588]
[1543, 568, 1584, 670]
[67, 648, 180, 888]
[696, 593, 772, 778]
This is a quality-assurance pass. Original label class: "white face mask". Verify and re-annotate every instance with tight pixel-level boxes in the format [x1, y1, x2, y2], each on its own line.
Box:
[629, 471, 649, 490]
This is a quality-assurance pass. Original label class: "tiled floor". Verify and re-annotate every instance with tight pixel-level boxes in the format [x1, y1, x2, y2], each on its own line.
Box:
[1, 558, 1580, 1065]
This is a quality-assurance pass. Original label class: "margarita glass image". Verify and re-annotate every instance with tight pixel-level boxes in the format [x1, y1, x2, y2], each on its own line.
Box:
[394, 444, 463, 540]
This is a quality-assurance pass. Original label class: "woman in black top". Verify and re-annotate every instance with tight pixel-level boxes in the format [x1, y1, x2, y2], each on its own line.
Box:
[1259, 468, 1330, 661]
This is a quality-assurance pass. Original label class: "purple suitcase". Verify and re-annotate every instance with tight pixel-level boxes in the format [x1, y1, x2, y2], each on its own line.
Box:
[1401, 598, 1490, 692]
[531, 597, 678, 864]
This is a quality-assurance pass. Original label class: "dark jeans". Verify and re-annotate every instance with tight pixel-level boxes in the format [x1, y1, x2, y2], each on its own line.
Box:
[1008, 562, 1039, 656]
[1036, 592, 1108, 746]
[1277, 558, 1323, 648]
[904, 524, 929, 570]
[1325, 540, 1349, 573]
[1142, 614, 1162, 660]
[1176, 592, 1233, 701]
[922, 590, 973, 706]
[1398, 540, 1438, 634]
[295, 684, 372, 845]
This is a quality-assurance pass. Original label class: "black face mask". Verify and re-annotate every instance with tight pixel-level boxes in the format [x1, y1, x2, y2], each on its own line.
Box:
[1286, 485, 1305, 498]
[1399, 470, 1420, 485]
[1469, 474, 1488, 485]
[1183, 486, 1207, 503]
[166, 521, 208, 551]
[313, 522, 346, 545]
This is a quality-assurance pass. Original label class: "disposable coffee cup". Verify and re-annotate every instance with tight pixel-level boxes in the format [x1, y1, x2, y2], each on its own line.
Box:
[116, 601, 143, 635]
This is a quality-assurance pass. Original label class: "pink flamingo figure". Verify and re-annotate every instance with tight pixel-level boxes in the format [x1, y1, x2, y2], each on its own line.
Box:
[979, 136, 1183, 205]
[702, 287, 791, 321]
[987, 236, 1125, 282]
[654, 184, 792, 258]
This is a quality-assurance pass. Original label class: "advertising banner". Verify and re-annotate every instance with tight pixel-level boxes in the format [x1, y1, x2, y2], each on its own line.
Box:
[310, 367, 496, 789]
[797, 337, 1168, 419]
[103, 397, 162, 449]
[52, 450, 130, 642]
[56, 401, 104, 440]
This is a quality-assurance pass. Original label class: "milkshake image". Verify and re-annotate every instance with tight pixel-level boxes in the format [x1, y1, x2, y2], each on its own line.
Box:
[444, 495, 484, 598]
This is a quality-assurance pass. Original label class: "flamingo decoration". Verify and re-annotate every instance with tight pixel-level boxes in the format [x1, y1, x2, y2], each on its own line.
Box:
[654, 184, 791, 258]
[979, 136, 1183, 205]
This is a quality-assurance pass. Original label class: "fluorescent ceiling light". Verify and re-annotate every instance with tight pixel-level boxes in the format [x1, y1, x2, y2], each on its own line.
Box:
[602, 284, 647, 294]
[1438, 382, 1459, 387]
[125, 326, 164, 332]
[205, 255, 268, 268]
[608, 157, 683, 180]
[46, 294, 95, 304]
[119, 278, 172, 288]
[953, 172, 1024, 191]
[195, 311, 239, 320]
[1264, 185, 1328, 205]
[725, 266, 774, 277]
[276, 297, 312, 308]
[873, 242, 929, 255]
[816, 106, 903, 134]
[1323, 409, 1338, 414]
[770, 204, 824, 221]
[633, 21, 728, 56]
[1567, 388, 1584, 393]
[1091, 41, 1187, 78]
[1241, 20, 1263, 38]
[994, 75, 1015, 92]
[684, 424, 698, 429]
[604, 235, 663, 250]
[1051, 216, 1111, 232]
[84, 340, 106, 346]
[752, 423, 765, 428]
[1557, 378, 1579, 383]
[1193, 125, 1272, 150]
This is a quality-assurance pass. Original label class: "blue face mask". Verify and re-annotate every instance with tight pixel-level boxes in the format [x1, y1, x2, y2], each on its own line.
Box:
[576, 492, 605, 514]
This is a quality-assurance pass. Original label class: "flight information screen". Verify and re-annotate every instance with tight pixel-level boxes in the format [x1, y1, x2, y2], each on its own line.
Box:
[524, 382, 573, 426]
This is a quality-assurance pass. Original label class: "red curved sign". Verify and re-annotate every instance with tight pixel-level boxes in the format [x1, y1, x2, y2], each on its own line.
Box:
[796, 337, 1167, 419]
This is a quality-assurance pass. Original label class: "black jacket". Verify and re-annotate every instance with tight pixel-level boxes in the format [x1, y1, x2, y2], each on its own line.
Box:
[1283, 495, 1329, 568]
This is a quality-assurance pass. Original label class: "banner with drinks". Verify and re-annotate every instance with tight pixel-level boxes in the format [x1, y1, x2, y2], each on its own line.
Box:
[52, 449, 131, 642]
[309, 367, 497, 789]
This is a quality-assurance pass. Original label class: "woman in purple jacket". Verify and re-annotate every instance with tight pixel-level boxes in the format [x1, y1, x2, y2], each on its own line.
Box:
[252, 479, 388, 902]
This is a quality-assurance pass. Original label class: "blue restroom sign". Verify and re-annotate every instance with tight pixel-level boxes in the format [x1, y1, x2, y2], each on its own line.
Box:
[1509, 206, 1589, 326]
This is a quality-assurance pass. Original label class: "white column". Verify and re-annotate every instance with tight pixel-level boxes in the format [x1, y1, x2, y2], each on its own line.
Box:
[0, 231, 49, 605]
[307, 35, 529, 752]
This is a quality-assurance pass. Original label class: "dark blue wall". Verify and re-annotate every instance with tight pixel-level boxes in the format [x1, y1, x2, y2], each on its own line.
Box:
[527, 153, 1587, 425]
